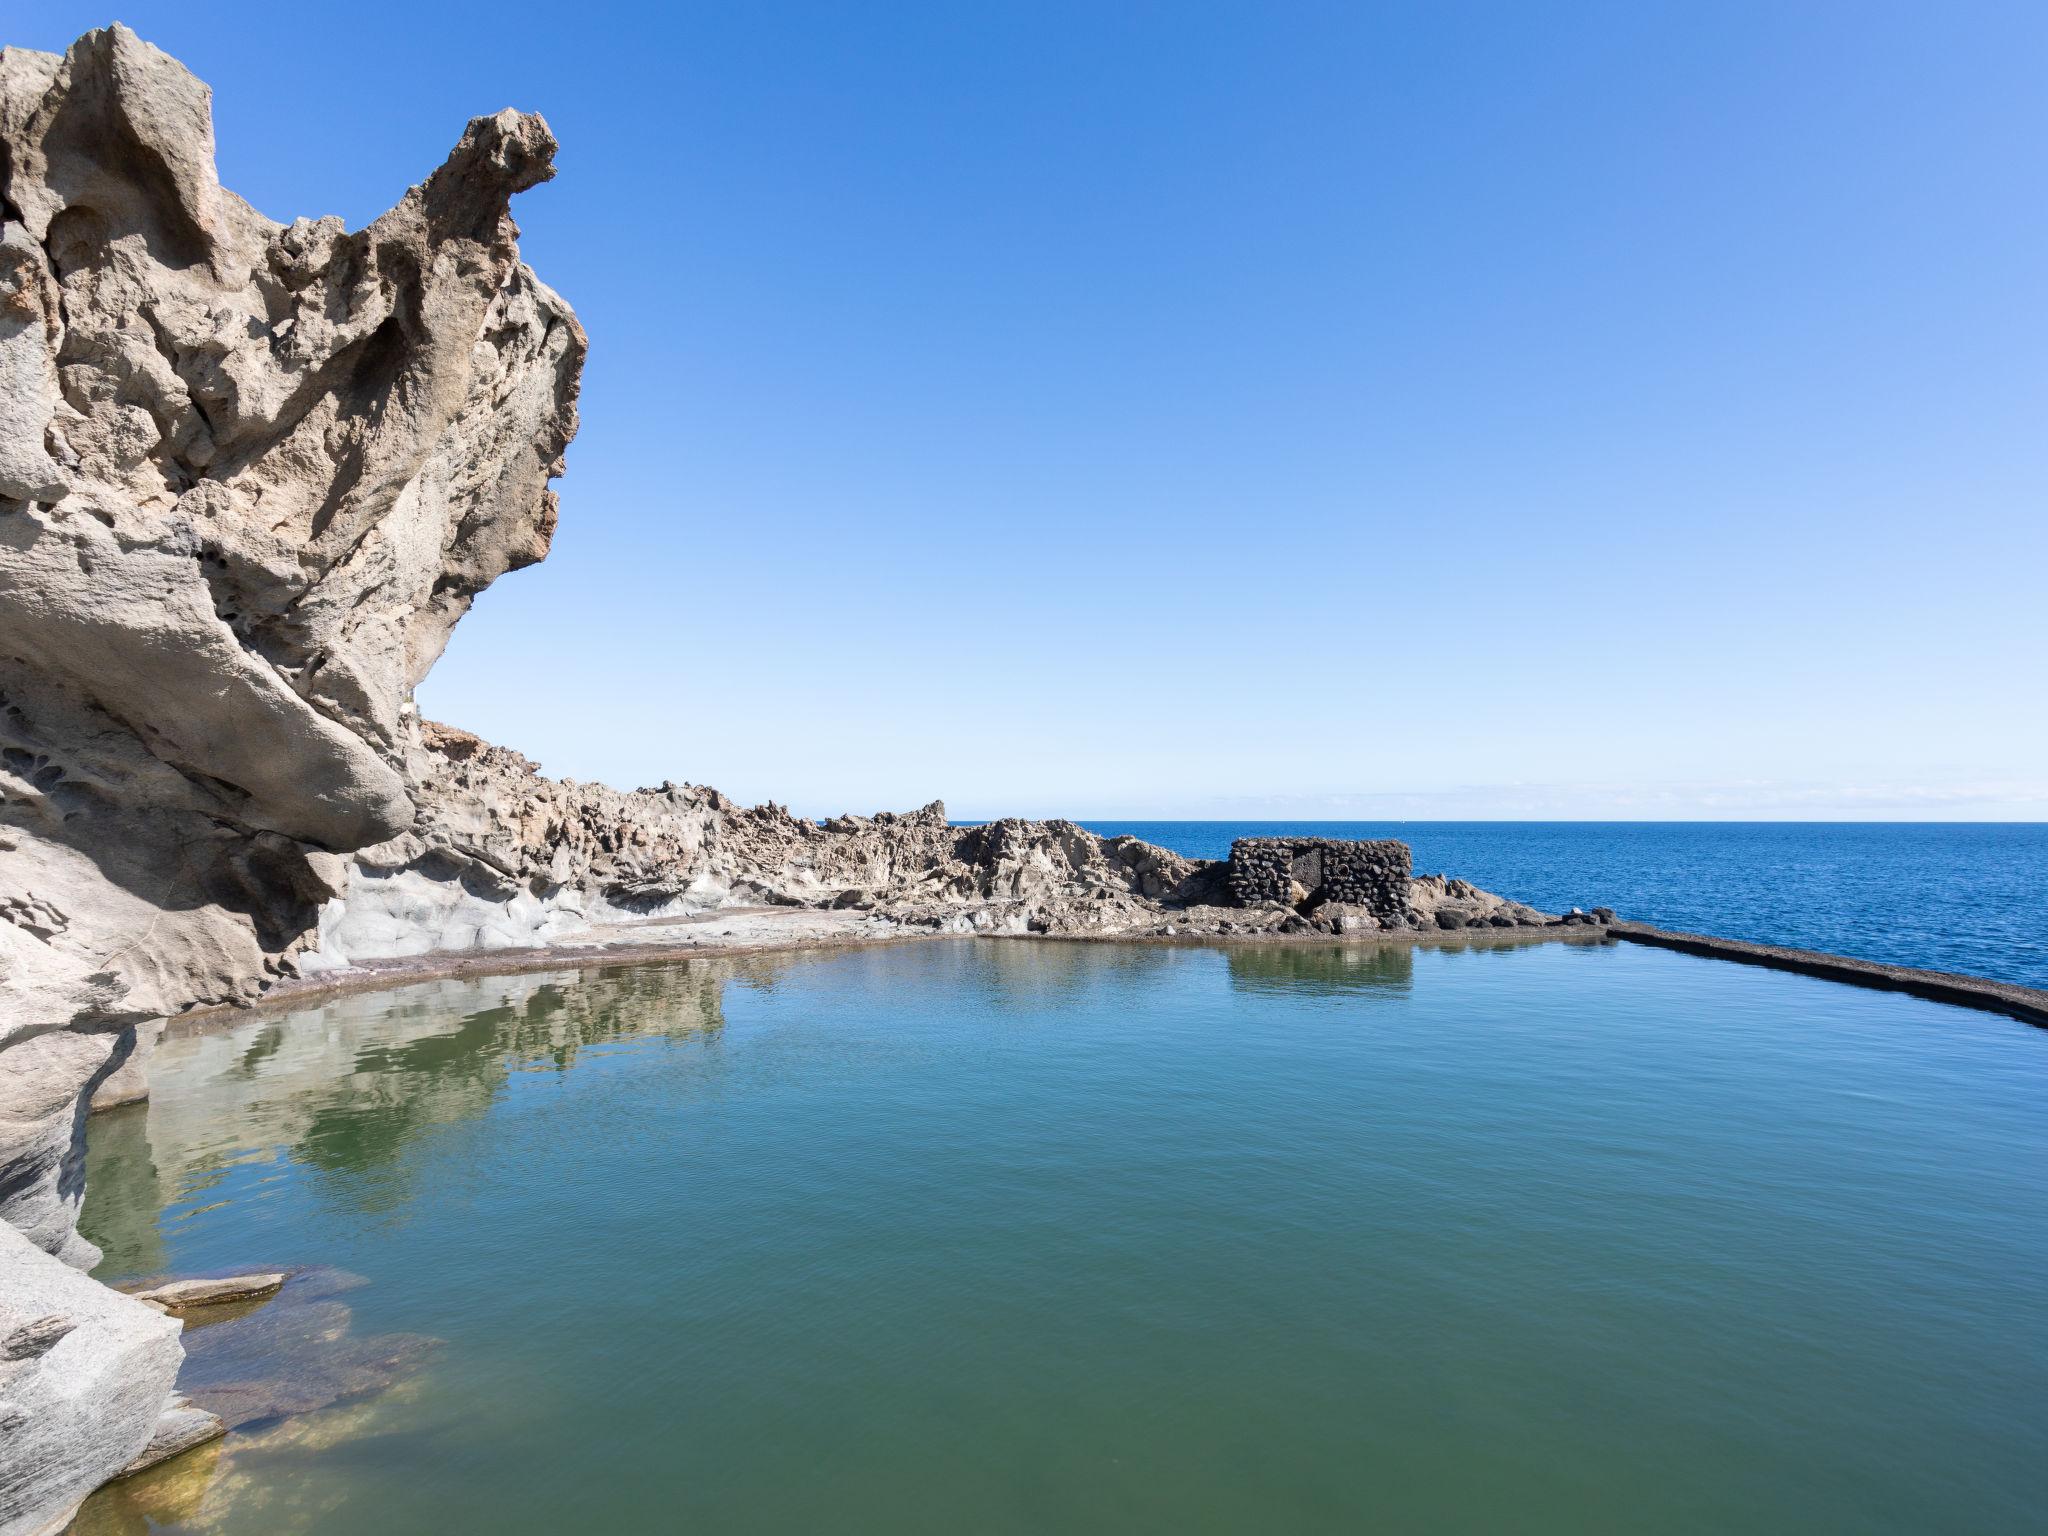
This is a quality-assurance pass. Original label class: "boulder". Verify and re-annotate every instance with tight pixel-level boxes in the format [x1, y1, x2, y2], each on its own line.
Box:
[0, 1221, 184, 1536]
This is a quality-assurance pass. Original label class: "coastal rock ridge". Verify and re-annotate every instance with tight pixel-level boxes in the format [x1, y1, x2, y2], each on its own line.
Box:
[0, 28, 1571, 1535]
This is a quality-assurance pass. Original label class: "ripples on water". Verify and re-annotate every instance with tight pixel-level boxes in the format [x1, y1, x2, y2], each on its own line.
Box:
[76, 939, 2048, 1535]
[1084, 821, 2048, 987]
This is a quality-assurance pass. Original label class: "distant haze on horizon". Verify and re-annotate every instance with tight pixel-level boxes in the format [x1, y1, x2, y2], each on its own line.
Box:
[22, 1, 2047, 821]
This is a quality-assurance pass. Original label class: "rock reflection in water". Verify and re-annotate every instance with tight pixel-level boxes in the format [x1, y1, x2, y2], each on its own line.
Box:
[69, 958, 767, 1534]
[1222, 931, 1586, 998]
[61, 939, 2048, 1536]
[1225, 941, 1415, 996]
[81, 959, 758, 1278]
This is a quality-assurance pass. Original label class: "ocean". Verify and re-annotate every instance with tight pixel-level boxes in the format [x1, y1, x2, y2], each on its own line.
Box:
[1080, 822, 2048, 990]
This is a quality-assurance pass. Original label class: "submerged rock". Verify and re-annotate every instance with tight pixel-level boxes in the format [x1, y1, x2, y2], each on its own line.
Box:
[117, 1398, 227, 1477]
[172, 1272, 437, 1431]
[127, 1273, 288, 1313]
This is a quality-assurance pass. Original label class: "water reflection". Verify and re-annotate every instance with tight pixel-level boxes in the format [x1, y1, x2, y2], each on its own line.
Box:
[1225, 942, 1414, 996]
[963, 937, 1222, 1008]
[63, 937, 2048, 1536]
[81, 959, 769, 1278]
[71, 957, 792, 1534]
[80, 1103, 168, 1278]
[80, 940, 1589, 1276]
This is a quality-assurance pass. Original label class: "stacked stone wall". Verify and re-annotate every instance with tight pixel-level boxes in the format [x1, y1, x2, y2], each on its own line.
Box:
[1225, 837, 1412, 925]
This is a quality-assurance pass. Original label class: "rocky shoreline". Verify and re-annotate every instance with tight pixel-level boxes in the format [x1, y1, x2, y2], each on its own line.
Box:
[0, 34, 1595, 1529]
[155, 913, 1617, 1032]
[1, 27, 2041, 1536]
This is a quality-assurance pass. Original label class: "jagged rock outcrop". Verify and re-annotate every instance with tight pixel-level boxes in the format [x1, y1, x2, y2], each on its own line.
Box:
[0, 24, 582, 1046]
[306, 722, 1228, 964]
[0, 28, 1574, 1528]
[0, 25, 581, 1533]
[307, 723, 1556, 965]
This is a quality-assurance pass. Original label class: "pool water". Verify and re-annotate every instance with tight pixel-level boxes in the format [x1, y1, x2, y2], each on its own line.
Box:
[75, 937, 2048, 1534]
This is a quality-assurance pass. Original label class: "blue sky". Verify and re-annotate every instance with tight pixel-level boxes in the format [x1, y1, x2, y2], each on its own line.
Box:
[18, 2, 2048, 818]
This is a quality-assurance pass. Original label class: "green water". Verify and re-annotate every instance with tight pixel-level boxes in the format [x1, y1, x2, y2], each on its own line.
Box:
[76, 938, 2048, 1534]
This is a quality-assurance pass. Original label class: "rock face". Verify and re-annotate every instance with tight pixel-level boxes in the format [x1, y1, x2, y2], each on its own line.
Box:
[0, 25, 581, 1532]
[0, 25, 583, 1047]
[0, 1023, 139, 1269]
[0, 1221, 185, 1536]
[308, 724, 1557, 958]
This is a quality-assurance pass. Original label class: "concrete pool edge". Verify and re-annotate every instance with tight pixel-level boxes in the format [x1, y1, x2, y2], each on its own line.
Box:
[1608, 923, 2048, 1029]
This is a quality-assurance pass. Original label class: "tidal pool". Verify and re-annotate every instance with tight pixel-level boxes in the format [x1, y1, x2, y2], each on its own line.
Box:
[74, 938, 2048, 1534]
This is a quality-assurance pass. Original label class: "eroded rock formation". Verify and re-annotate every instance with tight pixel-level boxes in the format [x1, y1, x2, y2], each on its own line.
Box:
[305, 722, 1228, 964]
[0, 29, 1571, 1530]
[0, 25, 582, 1045]
[0, 26, 581, 1533]
[304, 722, 1553, 965]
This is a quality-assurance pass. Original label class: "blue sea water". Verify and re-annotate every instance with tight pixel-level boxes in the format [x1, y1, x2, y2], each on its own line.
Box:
[1080, 822, 2048, 989]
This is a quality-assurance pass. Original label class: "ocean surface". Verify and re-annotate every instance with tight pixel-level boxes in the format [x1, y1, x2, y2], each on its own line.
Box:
[76, 940, 2048, 1535]
[1082, 822, 2048, 989]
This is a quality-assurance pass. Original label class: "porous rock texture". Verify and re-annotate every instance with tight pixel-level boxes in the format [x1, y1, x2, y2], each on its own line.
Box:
[307, 722, 1231, 964]
[0, 25, 583, 1261]
[308, 722, 1554, 960]
[0, 26, 579, 1532]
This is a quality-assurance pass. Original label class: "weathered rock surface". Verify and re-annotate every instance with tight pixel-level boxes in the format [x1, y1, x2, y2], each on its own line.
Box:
[305, 725, 1561, 962]
[126, 1272, 287, 1313]
[0, 1221, 184, 1536]
[0, 1020, 138, 1270]
[0, 28, 1576, 1528]
[0, 24, 580, 1532]
[306, 722, 1230, 965]
[0, 25, 583, 1048]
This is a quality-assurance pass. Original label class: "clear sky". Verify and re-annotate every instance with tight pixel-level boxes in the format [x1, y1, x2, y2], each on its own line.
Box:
[17, 2, 2048, 819]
